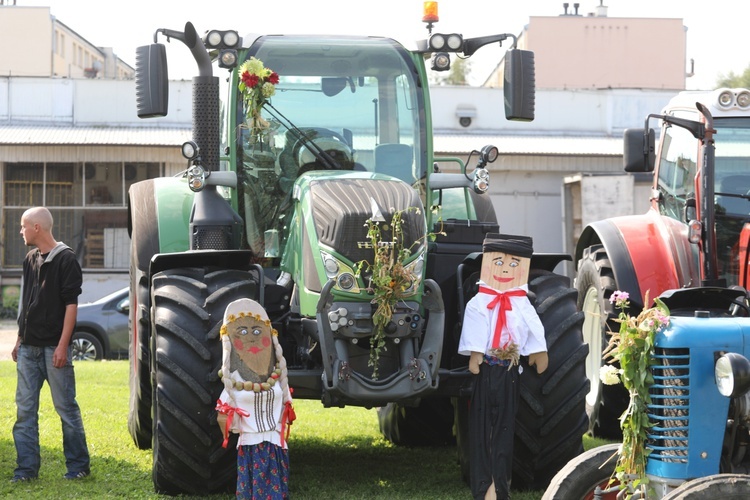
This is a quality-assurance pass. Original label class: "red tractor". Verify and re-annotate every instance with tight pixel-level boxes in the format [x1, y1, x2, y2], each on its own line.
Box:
[575, 88, 750, 437]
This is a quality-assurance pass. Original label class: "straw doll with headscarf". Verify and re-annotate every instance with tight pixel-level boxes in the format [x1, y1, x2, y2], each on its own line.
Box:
[458, 233, 548, 500]
[216, 298, 295, 499]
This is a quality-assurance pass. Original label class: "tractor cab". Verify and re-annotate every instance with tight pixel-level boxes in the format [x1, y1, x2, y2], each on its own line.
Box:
[232, 35, 427, 260]
[624, 89, 750, 288]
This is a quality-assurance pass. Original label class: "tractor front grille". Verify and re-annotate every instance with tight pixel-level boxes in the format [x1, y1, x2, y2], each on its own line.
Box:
[647, 347, 690, 463]
[309, 178, 425, 265]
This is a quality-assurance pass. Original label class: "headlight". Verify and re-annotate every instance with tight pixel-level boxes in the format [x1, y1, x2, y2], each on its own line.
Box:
[320, 251, 360, 293]
[401, 252, 426, 296]
[428, 34, 446, 50]
[473, 168, 490, 193]
[204, 30, 240, 49]
[323, 255, 339, 276]
[182, 141, 199, 160]
[715, 352, 750, 397]
[218, 50, 238, 69]
[718, 90, 734, 108]
[431, 52, 451, 71]
[187, 165, 206, 191]
[337, 273, 356, 291]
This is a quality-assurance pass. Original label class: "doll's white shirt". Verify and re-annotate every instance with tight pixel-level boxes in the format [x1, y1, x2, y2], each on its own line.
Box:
[218, 370, 286, 449]
[458, 283, 547, 356]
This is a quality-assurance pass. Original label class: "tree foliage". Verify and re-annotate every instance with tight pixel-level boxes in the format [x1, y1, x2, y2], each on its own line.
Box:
[717, 65, 750, 89]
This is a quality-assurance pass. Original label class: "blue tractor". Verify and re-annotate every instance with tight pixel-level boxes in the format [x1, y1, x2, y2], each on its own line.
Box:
[545, 89, 750, 498]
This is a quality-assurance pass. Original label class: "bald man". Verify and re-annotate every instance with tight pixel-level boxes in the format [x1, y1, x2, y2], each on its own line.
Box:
[11, 207, 90, 483]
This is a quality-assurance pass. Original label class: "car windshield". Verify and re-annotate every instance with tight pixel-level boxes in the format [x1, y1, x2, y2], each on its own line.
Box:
[234, 35, 425, 257]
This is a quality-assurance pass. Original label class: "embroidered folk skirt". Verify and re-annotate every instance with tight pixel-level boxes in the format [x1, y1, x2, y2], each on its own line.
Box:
[236, 441, 290, 499]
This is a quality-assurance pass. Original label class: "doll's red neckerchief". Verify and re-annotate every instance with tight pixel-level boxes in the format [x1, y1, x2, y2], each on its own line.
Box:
[478, 285, 527, 349]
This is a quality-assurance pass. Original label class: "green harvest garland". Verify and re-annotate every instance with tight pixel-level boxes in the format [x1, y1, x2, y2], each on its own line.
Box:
[356, 206, 442, 379]
[601, 290, 670, 499]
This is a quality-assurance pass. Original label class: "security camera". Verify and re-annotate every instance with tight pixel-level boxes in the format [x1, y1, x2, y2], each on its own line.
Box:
[456, 107, 476, 128]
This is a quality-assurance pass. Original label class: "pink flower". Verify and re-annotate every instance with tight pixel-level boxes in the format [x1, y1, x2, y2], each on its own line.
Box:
[609, 290, 629, 304]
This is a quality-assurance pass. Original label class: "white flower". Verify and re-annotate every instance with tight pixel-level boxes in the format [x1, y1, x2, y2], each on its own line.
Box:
[600, 364, 621, 385]
[261, 82, 276, 99]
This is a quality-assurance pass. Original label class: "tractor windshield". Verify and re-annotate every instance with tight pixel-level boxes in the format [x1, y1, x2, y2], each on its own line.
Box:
[713, 118, 750, 284]
[657, 116, 750, 285]
[234, 35, 426, 258]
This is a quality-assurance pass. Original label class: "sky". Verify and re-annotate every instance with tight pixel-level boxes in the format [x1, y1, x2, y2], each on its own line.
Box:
[15, 0, 750, 90]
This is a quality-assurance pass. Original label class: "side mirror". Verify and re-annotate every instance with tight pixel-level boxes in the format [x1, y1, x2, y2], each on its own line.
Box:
[623, 128, 655, 172]
[135, 43, 169, 118]
[503, 49, 535, 122]
[117, 299, 130, 313]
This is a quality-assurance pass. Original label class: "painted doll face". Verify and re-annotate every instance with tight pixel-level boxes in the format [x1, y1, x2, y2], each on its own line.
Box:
[228, 314, 275, 377]
[480, 251, 531, 291]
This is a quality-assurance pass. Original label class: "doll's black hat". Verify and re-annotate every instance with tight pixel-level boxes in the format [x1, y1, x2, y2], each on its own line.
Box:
[482, 233, 534, 258]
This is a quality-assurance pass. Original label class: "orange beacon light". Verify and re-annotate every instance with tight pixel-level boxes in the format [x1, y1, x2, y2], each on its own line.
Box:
[422, 1, 439, 24]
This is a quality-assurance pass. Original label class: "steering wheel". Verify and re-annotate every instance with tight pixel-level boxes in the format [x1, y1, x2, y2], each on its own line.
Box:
[292, 128, 353, 172]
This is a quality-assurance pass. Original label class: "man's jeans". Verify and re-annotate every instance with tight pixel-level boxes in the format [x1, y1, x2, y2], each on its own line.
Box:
[13, 344, 90, 478]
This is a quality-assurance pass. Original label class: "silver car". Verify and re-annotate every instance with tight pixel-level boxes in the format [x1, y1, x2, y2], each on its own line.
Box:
[72, 287, 129, 361]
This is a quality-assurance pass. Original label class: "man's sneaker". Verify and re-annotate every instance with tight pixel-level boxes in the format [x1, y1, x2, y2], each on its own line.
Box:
[64, 470, 90, 480]
[10, 475, 34, 483]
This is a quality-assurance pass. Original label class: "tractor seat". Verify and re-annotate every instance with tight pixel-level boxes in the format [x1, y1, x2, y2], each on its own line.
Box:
[374, 143, 413, 180]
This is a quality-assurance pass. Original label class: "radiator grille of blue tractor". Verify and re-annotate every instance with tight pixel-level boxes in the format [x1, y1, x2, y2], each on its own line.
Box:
[647, 347, 690, 463]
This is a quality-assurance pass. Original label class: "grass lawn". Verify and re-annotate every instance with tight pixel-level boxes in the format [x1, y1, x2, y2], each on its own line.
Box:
[0, 360, 606, 499]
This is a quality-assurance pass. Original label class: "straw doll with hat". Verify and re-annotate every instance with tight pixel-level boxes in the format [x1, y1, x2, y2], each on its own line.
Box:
[458, 233, 548, 500]
[215, 298, 295, 499]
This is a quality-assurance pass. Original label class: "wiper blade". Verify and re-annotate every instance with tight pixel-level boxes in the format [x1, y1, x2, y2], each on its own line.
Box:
[716, 191, 750, 200]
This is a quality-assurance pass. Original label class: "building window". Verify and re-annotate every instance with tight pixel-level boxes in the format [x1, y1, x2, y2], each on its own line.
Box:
[2, 161, 163, 270]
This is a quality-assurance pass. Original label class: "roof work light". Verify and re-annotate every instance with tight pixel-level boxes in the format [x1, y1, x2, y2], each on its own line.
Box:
[204, 30, 240, 49]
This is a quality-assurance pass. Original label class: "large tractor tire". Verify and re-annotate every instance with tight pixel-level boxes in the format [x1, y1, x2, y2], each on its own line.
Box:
[512, 270, 589, 489]
[576, 244, 629, 439]
[377, 398, 455, 446]
[454, 269, 589, 490]
[150, 267, 259, 495]
[127, 180, 160, 450]
[541, 443, 619, 500]
[662, 474, 750, 499]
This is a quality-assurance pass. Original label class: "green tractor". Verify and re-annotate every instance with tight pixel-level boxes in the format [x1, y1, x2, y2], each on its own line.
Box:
[127, 8, 588, 495]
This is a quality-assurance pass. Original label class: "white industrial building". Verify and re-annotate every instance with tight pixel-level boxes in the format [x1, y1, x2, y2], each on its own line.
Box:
[0, 3, 691, 301]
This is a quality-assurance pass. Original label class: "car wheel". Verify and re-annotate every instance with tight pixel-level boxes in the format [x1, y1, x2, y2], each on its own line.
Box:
[71, 331, 104, 361]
